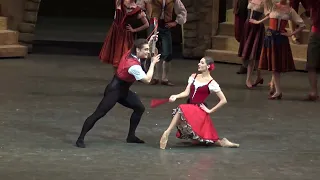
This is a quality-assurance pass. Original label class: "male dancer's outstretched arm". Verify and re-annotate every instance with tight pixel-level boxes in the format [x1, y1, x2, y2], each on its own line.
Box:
[139, 50, 160, 84]
[128, 35, 160, 84]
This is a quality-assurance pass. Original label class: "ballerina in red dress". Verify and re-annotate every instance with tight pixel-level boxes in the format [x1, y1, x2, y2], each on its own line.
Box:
[99, 0, 149, 71]
[159, 57, 240, 149]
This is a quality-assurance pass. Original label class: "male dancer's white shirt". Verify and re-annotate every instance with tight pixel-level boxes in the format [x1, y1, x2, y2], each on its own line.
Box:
[128, 65, 147, 81]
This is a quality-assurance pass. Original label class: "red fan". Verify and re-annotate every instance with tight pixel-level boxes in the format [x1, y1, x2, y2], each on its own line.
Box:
[150, 99, 169, 108]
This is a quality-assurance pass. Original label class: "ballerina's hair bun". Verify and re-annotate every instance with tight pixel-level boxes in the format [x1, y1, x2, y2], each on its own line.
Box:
[203, 56, 215, 71]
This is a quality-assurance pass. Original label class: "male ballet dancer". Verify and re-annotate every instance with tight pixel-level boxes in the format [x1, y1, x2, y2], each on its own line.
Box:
[76, 35, 160, 148]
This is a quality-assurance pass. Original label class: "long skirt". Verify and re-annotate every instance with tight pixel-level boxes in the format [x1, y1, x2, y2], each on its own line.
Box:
[238, 20, 265, 66]
[259, 29, 295, 72]
[99, 22, 134, 68]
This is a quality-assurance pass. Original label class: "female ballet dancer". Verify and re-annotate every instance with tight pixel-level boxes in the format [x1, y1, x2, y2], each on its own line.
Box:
[159, 57, 240, 149]
[99, 0, 149, 71]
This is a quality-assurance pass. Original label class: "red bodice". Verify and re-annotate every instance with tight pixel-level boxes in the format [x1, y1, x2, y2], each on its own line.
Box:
[188, 74, 213, 104]
[269, 18, 288, 32]
[116, 51, 141, 82]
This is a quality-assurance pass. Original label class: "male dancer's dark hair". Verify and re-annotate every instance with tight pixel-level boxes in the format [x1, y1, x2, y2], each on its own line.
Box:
[130, 38, 149, 55]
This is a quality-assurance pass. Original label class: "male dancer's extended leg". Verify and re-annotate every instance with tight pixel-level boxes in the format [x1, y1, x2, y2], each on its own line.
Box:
[118, 90, 145, 143]
[76, 88, 119, 148]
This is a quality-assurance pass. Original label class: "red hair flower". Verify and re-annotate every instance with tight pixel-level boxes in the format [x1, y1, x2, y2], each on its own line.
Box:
[208, 63, 215, 71]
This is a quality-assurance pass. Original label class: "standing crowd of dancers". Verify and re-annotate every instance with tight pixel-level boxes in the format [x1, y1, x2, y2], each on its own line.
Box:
[76, 0, 320, 149]
[234, 0, 319, 100]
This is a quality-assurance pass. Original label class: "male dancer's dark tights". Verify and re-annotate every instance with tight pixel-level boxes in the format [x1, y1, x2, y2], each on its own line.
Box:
[76, 80, 145, 148]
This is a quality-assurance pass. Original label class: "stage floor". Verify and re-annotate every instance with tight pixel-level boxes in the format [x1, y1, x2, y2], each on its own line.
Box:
[0, 54, 319, 179]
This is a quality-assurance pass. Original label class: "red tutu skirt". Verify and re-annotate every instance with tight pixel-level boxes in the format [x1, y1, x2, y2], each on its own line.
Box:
[173, 104, 219, 143]
[99, 22, 134, 68]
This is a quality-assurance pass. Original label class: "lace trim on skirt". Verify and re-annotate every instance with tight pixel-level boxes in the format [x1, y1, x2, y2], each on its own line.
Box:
[172, 107, 215, 144]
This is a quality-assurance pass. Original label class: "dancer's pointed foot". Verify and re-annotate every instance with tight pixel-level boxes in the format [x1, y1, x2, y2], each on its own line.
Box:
[160, 131, 169, 149]
[220, 138, 240, 148]
[126, 136, 145, 143]
[76, 139, 86, 148]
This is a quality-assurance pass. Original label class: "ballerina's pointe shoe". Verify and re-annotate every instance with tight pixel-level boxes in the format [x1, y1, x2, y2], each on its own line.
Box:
[220, 138, 240, 148]
[160, 132, 169, 150]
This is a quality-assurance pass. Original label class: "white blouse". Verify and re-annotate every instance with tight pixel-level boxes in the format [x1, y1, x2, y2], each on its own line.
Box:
[268, 3, 305, 28]
[188, 76, 221, 93]
[248, 0, 268, 14]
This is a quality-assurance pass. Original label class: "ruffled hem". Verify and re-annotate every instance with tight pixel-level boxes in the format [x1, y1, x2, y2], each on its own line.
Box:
[172, 107, 216, 144]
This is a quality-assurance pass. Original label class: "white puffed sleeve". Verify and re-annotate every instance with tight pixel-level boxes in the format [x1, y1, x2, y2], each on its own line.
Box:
[188, 75, 194, 84]
[290, 8, 306, 28]
[208, 80, 221, 93]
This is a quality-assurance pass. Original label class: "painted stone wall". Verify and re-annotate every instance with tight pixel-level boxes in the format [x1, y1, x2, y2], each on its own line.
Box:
[1, 0, 41, 51]
[182, 0, 216, 58]
[17, 0, 41, 51]
[0, 0, 27, 30]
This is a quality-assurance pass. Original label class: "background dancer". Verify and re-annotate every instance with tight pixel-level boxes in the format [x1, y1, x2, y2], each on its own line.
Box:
[159, 57, 239, 149]
[147, 0, 187, 86]
[99, 0, 149, 72]
[305, 0, 320, 101]
[251, 0, 306, 99]
[76, 36, 160, 148]
[238, 0, 269, 88]
[136, 0, 152, 39]
[233, 0, 249, 74]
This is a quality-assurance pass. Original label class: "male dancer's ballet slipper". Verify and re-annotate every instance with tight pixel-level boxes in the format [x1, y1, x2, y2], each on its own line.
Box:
[220, 138, 240, 148]
[160, 131, 169, 149]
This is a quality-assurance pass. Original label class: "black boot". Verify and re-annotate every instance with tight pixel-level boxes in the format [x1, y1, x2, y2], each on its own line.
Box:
[126, 135, 145, 143]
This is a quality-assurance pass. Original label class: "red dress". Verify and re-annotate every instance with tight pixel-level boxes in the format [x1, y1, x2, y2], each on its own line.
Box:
[99, 0, 144, 68]
[173, 74, 221, 144]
